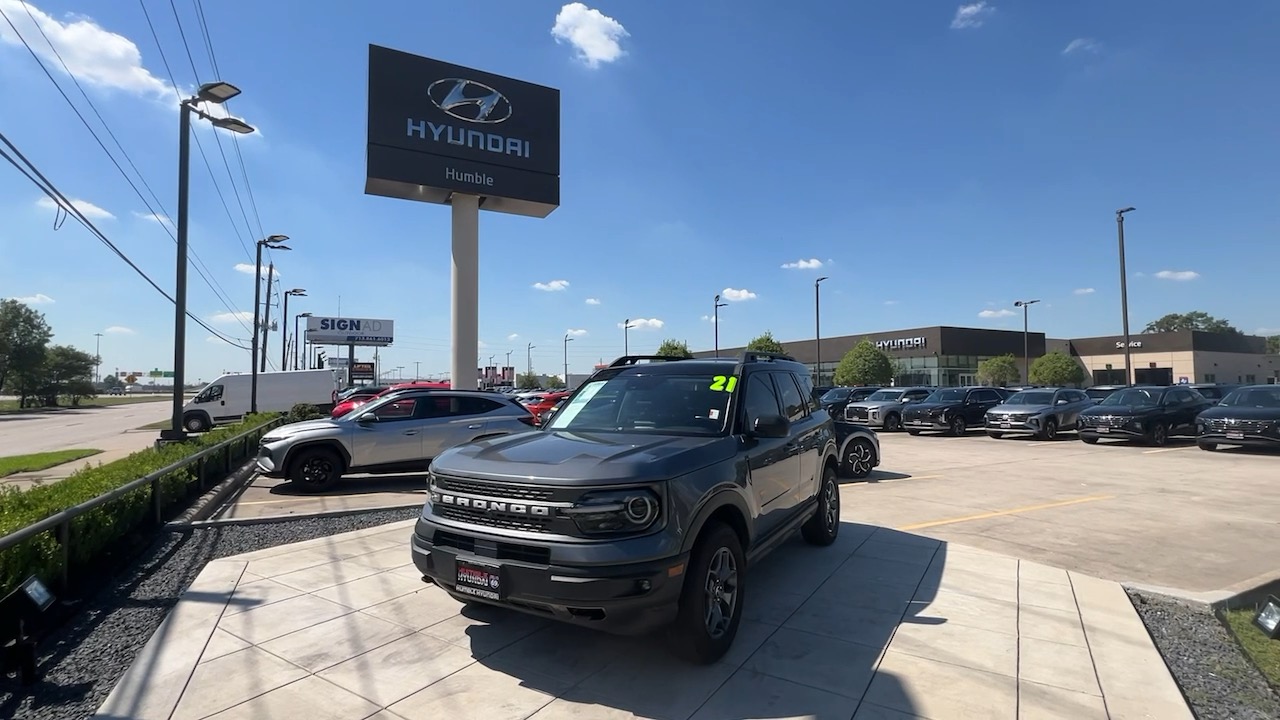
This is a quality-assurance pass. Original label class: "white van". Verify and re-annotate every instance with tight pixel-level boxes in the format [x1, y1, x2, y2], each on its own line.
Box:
[182, 369, 342, 432]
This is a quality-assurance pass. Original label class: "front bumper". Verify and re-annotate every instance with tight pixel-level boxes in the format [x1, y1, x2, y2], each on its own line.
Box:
[254, 442, 285, 477]
[903, 415, 948, 431]
[1077, 425, 1144, 440]
[1198, 432, 1280, 449]
[986, 417, 1039, 435]
[411, 516, 688, 636]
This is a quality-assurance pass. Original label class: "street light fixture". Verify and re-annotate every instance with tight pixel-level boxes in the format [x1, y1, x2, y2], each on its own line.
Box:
[250, 235, 290, 415]
[623, 319, 637, 356]
[93, 332, 103, 384]
[1116, 207, 1136, 386]
[527, 343, 536, 382]
[814, 277, 829, 385]
[564, 333, 574, 389]
[281, 289, 306, 371]
[294, 312, 312, 370]
[1013, 299, 1041, 384]
[163, 81, 257, 442]
[713, 295, 728, 356]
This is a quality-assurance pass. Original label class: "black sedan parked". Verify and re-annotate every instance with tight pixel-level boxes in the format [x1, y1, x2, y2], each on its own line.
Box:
[1076, 385, 1212, 446]
[1195, 385, 1280, 452]
[902, 386, 1007, 436]
[985, 387, 1096, 440]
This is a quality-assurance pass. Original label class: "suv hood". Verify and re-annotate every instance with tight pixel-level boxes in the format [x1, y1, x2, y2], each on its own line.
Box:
[1198, 406, 1280, 422]
[905, 401, 963, 413]
[1080, 405, 1158, 417]
[847, 399, 903, 411]
[432, 431, 736, 485]
[989, 403, 1053, 415]
[262, 418, 344, 441]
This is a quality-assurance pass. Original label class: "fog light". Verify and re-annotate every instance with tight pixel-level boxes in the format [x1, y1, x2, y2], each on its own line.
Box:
[1253, 595, 1280, 639]
[638, 580, 651, 592]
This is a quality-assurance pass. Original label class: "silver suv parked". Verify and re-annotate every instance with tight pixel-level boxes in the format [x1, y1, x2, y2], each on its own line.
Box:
[843, 386, 934, 431]
[256, 389, 537, 491]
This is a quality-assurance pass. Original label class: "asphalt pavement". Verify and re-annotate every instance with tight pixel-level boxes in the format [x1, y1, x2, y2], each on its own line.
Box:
[0, 399, 170, 455]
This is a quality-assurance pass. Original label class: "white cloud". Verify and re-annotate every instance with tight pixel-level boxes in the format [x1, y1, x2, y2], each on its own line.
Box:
[781, 258, 824, 270]
[951, 2, 995, 29]
[551, 2, 628, 68]
[1154, 270, 1200, 281]
[507, 333, 520, 340]
[700, 314, 719, 324]
[205, 336, 224, 344]
[10, 293, 54, 305]
[1073, 287, 1096, 295]
[1256, 328, 1280, 336]
[620, 318, 663, 330]
[721, 287, 757, 302]
[978, 308, 1016, 318]
[533, 279, 570, 292]
[234, 262, 279, 279]
[884, 300, 900, 305]
[566, 328, 588, 337]
[104, 325, 135, 334]
[1063, 38, 1101, 55]
[132, 210, 172, 227]
[35, 195, 114, 219]
[210, 310, 253, 325]
[585, 297, 601, 305]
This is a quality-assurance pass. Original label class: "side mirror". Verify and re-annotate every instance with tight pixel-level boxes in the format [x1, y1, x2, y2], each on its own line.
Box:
[751, 414, 790, 439]
[356, 413, 378, 424]
[1056, 399, 1068, 405]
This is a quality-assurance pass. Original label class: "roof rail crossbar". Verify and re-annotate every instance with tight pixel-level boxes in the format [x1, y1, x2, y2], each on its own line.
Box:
[606, 355, 691, 368]
[740, 351, 796, 363]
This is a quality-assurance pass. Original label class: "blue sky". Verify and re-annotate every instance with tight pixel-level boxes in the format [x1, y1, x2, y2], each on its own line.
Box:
[1, 0, 1277, 384]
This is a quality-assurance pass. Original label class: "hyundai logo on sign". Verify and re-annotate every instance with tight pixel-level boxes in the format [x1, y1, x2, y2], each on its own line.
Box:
[428, 79, 512, 123]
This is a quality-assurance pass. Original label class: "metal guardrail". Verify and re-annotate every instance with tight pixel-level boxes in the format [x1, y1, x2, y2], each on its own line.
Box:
[0, 417, 284, 591]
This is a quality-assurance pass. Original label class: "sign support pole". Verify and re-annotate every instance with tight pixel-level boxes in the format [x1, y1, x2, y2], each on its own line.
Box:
[347, 343, 355, 387]
[451, 194, 480, 391]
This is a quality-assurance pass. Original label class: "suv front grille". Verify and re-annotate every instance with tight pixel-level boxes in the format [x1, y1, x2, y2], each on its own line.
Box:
[434, 474, 555, 502]
[433, 530, 551, 564]
[846, 407, 869, 421]
[1204, 418, 1272, 433]
[435, 506, 553, 533]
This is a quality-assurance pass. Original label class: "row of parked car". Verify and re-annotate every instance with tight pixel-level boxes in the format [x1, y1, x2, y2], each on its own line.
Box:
[818, 382, 1280, 451]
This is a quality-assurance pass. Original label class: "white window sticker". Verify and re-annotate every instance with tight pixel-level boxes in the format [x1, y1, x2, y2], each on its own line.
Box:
[550, 381, 604, 427]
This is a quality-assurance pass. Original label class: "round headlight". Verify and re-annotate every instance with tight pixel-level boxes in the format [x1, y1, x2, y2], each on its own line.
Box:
[624, 495, 658, 525]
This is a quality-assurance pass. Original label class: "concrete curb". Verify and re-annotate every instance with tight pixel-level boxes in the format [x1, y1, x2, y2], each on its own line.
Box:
[169, 459, 260, 525]
[1124, 572, 1280, 611]
[182, 502, 424, 528]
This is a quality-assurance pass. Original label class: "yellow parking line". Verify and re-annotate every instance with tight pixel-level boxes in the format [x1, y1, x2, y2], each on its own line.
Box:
[1142, 446, 1199, 454]
[896, 494, 1114, 531]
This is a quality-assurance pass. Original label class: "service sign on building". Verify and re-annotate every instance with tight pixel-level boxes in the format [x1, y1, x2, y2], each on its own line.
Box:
[365, 45, 561, 217]
[306, 316, 395, 346]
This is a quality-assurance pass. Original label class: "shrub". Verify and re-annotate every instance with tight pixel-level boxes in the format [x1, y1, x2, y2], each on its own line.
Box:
[285, 403, 325, 423]
[0, 413, 281, 596]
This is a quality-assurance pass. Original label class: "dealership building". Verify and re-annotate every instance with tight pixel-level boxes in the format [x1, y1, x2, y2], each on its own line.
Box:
[694, 326, 1278, 387]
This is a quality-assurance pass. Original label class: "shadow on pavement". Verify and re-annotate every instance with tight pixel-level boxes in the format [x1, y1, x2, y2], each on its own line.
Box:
[267, 473, 428, 497]
[453, 521, 942, 718]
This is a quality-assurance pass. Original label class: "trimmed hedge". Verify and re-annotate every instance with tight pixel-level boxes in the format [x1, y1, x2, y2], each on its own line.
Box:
[0, 413, 281, 596]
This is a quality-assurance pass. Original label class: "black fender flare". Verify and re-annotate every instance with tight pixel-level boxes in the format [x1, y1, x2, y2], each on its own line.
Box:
[680, 488, 752, 556]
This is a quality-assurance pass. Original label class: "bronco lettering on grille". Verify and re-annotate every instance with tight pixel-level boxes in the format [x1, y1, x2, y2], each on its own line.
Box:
[432, 492, 553, 517]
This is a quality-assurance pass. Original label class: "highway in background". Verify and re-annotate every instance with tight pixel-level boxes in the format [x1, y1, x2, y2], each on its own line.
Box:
[1, 399, 171, 454]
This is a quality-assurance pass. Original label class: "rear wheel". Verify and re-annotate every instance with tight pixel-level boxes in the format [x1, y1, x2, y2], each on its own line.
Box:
[288, 446, 344, 492]
[668, 524, 744, 664]
[883, 414, 901, 432]
[1039, 418, 1058, 441]
[842, 439, 876, 479]
[803, 465, 841, 545]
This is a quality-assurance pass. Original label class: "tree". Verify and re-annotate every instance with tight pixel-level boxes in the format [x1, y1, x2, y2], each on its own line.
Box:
[976, 353, 1021, 386]
[655, 339, 693, 359]
[102, 374, 122, 389]
[1143, 311, 1239, 334]
[0, 299, 52, 403]
[37, 345, 97, 406]
[833, 339, 894, 386]
[746, 331, 786, 354]
[545, 375, 566, 389]
[1028, 351, 1086, 387]
[516, 372, 540, 389]
[1267, 336, 1279, 355]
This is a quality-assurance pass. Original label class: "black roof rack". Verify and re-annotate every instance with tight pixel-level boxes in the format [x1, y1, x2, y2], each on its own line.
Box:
[740, 351, 796, 363]
[606, 355, 692, 368]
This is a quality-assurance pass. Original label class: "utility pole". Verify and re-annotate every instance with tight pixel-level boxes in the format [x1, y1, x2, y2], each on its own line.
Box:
[564, 333, 574, 389]
[414, 360, 421, 380]
[713, 295, 727, 356]
[260, 261, 274, 372]
[814, 276, 829, 385]
[506, 350, 513, 386]
[93, 332, 103, 383]
[623, 319, 636, 355]
[1116, 207, 1136, 385]
[1014, 300, 1041, 384]
[527, 342, 536, 383]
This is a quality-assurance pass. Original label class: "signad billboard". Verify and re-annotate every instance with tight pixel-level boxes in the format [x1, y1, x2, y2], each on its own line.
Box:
[306, 317, 395, 346]
[365, 44, 560, 218]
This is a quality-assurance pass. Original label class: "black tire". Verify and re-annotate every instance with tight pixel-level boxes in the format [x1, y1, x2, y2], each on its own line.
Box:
[950, 416, 967, 436]
[182, 412, 211, 433]
[883, 414, 901, 432]
[1146, 422, 1169, 447]
[288, 446, 344, 492]
[987, 431, 1004, 439]
[803, 465, 841, 546]
[906, 428, 921, 436]
[1081, 435, 1099, 444]
[1039, 418, 1058, 441]
[1198, 441, 1218, 452]
[842, 439, 876, 479]
[668, 524, 745, 665]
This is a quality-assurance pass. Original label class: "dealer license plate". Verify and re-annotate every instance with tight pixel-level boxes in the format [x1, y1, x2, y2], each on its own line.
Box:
[455, 560, 503, 600]
[1000, 422, 1011, 429]
[1226, 431, 1244, 440]
[1096, 427, 1110, 434]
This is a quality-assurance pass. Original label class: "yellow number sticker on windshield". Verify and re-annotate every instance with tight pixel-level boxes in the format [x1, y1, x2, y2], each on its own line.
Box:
[710, 375, 738, 392]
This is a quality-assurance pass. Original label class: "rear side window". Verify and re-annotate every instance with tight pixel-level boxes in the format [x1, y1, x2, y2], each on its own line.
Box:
[741, 374, 783, 430]
[456, 397, 505, 416]
[794, 373, 820, 413]
[774, 373, 809, 422]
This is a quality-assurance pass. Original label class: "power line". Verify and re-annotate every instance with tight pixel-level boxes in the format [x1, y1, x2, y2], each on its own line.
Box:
[1, 3, 251, 338]
[0, 130, 249, 349]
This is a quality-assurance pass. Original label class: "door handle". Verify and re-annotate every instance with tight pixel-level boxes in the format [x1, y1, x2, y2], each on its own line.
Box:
[467, 424, 483, 429]
[403, 430, 419, 436]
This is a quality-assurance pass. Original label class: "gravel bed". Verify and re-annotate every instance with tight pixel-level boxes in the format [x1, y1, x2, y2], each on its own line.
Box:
[1128, 589, 1280, 720]
[0, 507, 420, 720]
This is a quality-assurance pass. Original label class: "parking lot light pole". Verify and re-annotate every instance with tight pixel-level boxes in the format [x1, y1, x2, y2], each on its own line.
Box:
[1116, 207, 1136, 386]
[623, 319, 637, 356]
[564, 334, 574, 388]
[281, 289, 306, 372]
[163, 82, 255, 442]
[713, 295, 728, 356]
[506, 350, 513, 385]
[93, 332, 103, 383]
[250, 235, 290, 414]
[814, 276, 829, 385]
[294, 312, 311, 370]
[527, 343, 536, 381]
[1013, 299, 1041, 383]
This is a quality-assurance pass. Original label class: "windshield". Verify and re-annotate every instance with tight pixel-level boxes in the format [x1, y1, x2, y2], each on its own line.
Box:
[1219, 387, 1280, 408]
[866, 390, 904, 402]
[544, 372, 734, 436]
[1100, 388, 1161, 407]
[1005, 391, 1055, 405]
[925, 389, 968, 403]
[820, 388, 851, 403]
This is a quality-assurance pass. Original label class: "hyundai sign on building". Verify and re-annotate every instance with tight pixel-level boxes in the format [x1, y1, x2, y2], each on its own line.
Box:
[306, 317, 395, 346]
[365, 45, 561, 218]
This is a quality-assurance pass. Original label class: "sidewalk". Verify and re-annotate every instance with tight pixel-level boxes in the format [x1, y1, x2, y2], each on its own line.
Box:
[92, 519, 1191, 720]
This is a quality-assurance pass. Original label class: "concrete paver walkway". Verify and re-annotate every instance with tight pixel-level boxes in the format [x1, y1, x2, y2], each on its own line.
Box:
[92, 520, 1191, 720]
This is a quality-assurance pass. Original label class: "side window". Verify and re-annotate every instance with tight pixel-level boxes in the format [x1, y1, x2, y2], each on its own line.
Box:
[908, 389, 930, 401]
[741, 374, 783, 431]
[377, 398, 419, 421]
[774, 373, 808, 422]
[454, 397, 504, 416]
[794, 373, 820, 412]
[199, 384, 224, 403]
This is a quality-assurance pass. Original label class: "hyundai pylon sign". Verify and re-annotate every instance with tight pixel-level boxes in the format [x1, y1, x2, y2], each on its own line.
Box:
[365, 45, 560, 218]
[306, 317, 395, 346]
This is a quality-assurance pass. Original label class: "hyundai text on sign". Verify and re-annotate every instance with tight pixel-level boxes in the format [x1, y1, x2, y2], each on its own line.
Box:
[306, 317, 395, 346]
[364, 45, 561, 218]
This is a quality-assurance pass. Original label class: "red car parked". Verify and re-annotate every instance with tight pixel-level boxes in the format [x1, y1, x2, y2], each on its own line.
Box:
[330, 381, 451, 418]
[523, 391, 570, 424]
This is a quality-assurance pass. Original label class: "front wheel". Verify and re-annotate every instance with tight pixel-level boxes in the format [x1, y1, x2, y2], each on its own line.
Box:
[949, 416, 967, 436]
[987, 431, 1004, 439]
[842, 439, 876, 479]
[1081, 435, 1099, 444]
[906, 428, 921, 436]
[668, 524, 745, 665]
[1039, 418, 1058, 441]
[883, 414, 901, 432]
[1146, 422, 1169, 447]
[183, 412, 211, 433]
[803, 465, 841, 545]
[1198, 441, 1218, 452]
[288, 447, 344, 492]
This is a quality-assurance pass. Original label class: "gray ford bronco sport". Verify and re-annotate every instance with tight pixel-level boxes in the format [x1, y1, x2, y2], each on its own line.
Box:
[411, 352, 842, 663]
